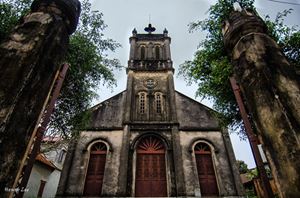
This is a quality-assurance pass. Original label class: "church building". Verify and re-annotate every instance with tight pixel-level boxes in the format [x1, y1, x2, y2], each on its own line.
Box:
[56, 24, 244, 197]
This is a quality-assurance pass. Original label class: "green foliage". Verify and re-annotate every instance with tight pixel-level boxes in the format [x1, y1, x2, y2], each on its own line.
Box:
[51, 0, 121, 137]
[237, 160, 257, 197]
[245, 187, 258, 198]
[0, 0, 121, 138]
[179, 0, 255, 135]
[0, 0, 31, 41]
[237, 160, 249, 174]
[265, 9, 300, 68]
[179, 0, 300, 136]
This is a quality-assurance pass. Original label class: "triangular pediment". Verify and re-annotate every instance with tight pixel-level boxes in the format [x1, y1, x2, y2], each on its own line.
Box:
[175, 91, 220, 130]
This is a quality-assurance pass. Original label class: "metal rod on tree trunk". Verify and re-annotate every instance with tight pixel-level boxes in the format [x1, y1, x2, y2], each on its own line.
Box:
[229, 77, 274, 198]
[13, 63, 69, 198]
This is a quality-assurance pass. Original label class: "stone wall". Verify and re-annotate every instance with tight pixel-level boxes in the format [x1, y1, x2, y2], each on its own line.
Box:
[178, 131, 243, 197]
[56, 130, 124, 196]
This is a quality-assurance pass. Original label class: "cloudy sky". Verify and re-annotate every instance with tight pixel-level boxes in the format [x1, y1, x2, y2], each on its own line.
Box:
[90, 0, 300, 168]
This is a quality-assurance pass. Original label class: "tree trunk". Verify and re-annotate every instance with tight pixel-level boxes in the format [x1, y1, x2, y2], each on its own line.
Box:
[0, 0, 80, 196]
[223, 10, 300, 198]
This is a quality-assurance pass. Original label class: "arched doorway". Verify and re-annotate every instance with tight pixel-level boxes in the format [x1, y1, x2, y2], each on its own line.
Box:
[135, 136, 167, 197]
[84, 142, 107, 196]
[195, 142, 219, 196]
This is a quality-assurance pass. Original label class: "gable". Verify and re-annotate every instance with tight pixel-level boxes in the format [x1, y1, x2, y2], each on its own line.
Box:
[175, 91, 220, 130]
[87, 91, 126, 129]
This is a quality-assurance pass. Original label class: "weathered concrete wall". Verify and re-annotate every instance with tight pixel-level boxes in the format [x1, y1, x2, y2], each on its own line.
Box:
[44, 145, 67, 170]
[178, 131, 241, 197]
[24, 163, 51, 198]
[24, 163, 60, 198]
[0, 0, 80, 194]
[57, 130, 124, 196]
[43, 169, 61, 198]
[223, 10, 300, 198]
[130, 71, 172, 122]
[175, 91, 220, 130]
[88, 91, 126, 129]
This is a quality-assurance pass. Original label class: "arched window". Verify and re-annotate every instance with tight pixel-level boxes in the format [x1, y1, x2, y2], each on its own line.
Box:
[141, 46, 145, 60]
[135, 136, 167, 197]
[139, 92, 146, 114]
[194, 142, 218, 196]
[84, 142, 107, 196]
[155, 46, 160, 59]
[155, 93, 162, 114]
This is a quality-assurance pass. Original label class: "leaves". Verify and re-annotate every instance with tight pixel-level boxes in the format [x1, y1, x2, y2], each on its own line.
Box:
[0, 0, 121, 138]
[179, 0, 299, 137]
[49, 0, 121, 137]
[264, 9, 300, 68]
[0, 0, 31, 41]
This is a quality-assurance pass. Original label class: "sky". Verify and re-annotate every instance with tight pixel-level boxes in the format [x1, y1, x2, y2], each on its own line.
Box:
[90, 0, 300, 168]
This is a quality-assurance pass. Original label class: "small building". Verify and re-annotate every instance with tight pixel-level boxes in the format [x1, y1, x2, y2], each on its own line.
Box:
[24, 137, 67, 198]
[57, 25, 244, 197]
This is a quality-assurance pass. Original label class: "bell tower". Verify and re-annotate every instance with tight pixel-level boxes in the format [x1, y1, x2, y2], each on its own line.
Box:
[123, 24, 177, 123]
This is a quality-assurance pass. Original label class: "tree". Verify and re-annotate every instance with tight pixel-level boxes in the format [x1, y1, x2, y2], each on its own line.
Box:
[0, 0, 121, 138]
[50, 0, 121, 138]
[237, 160, 249, 174]
[179, 0, 300, 136]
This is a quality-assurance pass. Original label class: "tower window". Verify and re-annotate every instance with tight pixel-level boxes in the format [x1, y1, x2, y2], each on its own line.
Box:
[155, 46, 160, 59]
[155, 93, 162, 114]
[140, 93, 146, 114]
[141, 46, 145, 60]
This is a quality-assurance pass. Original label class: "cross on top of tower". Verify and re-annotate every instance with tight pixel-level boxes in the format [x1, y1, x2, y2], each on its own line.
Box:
[144, 23, 156, 34]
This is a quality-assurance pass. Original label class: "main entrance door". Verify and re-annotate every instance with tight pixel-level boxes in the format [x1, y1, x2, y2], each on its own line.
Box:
[135, 136, 167, 197]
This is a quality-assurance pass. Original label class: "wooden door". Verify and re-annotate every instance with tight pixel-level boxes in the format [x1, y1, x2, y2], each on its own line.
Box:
[84, 143, 107, 196]
[135, 136, 167, 197]
[195, 143, 219, 196]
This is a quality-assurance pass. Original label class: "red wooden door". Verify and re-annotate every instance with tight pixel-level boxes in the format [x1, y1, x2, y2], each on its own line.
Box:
[84, 143, 107, 196]
[135, 136, 167, 197]
[195, 143, 219, 196]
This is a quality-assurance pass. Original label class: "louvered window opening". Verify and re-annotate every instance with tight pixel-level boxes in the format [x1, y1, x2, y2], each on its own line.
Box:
[141, 46, 145, 60]
[155, 46, 160, 59]
[156, 94, 162, 114]
[140, 93, 145, 114]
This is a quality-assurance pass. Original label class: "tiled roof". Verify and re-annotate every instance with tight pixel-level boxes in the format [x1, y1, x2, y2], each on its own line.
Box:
[35, 153, 57, 170]
[240, 173, 252, 184]
[42, 136, 62, 142]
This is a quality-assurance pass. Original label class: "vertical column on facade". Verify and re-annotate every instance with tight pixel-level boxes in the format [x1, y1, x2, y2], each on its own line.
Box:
[116, 125, 131, 196]
[166, 71, 185, 195]
[167, 71, 177, 122]
[171, 126, 186, 196]
[129, 31, 137, 60]
[56, 139, 78, 196]
[124, 71, 134, 123]
[163, 37, 171, 60]
[221, 129, 245, 196]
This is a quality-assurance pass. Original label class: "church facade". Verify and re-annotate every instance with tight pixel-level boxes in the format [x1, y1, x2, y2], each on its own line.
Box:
[56, 25, 244, 197]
